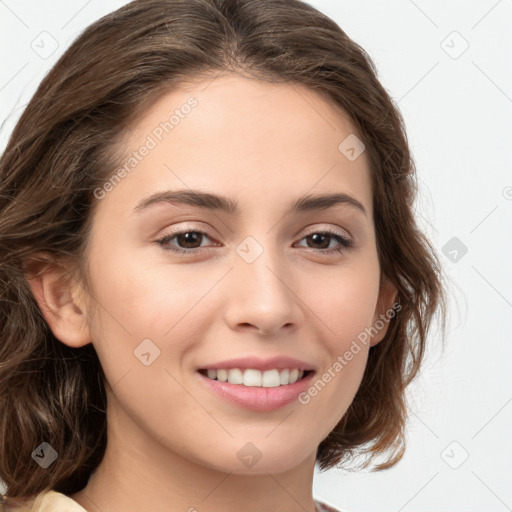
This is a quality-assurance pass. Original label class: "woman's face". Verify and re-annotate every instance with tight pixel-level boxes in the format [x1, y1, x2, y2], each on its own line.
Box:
[77, 72, 395, 475]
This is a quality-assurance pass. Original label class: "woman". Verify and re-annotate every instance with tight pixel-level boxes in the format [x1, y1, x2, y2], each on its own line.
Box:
[0, 1, 445, 511]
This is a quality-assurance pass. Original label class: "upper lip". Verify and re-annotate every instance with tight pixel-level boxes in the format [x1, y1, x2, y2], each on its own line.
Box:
[198, 356, 316, 372]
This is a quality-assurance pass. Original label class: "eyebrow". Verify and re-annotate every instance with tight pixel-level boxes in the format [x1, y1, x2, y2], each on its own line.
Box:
[133, 189, 367, 217]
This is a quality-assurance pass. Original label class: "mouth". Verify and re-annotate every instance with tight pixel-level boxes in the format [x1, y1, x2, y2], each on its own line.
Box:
[196, 366, 316, 412]
[197, 368, 314, 387]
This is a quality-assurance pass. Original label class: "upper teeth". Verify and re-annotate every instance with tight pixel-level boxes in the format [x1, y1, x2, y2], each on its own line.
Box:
[205, 368, 305, 387]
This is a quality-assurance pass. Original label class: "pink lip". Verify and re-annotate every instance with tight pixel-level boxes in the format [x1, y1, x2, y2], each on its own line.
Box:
[197, 370, 315, 412]
[197, 355, 315, 372]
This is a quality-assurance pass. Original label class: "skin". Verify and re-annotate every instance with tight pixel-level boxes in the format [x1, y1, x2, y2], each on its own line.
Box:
[28, 71, 396, 512]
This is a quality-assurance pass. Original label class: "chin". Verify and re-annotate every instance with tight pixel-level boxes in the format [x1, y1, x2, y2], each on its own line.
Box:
[194, 443, 314, 475]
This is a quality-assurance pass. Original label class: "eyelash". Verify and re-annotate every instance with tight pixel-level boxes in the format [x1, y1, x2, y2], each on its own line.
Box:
[155, 227, 353, 256]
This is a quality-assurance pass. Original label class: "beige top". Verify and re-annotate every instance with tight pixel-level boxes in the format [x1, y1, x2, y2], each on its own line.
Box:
[7, 491, 86, 512]
[10, 490, 343, 512]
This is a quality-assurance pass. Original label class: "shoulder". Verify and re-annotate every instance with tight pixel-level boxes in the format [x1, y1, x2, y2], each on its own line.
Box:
[4, 490, 87, 512]
[314, 498, 346, 512]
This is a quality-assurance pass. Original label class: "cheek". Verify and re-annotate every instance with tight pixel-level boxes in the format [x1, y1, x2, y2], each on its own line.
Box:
[83, 246, 200, 387]
[305, 261, 380, 345]
[296, 279, 378, 438]
[86, 247, 241, 402]
[297, 262, 379, 405]
[89, 245, 203, 336]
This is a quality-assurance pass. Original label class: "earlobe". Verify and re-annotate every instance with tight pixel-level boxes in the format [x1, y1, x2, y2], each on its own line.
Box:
[24, 255, 91, 348]
[369, 276, 398, 347]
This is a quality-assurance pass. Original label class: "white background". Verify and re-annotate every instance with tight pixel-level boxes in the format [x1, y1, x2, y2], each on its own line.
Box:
[1, 1, 511, 511]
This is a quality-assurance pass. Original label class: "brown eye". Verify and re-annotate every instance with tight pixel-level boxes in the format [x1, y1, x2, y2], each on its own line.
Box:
[174, 231, 204, 249]
[295, 230, 353, 254]
[305, 233, 331, 249]
[156, 230, 216, 254]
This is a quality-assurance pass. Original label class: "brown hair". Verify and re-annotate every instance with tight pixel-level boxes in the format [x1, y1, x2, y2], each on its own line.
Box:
[0, 0, 446, 507]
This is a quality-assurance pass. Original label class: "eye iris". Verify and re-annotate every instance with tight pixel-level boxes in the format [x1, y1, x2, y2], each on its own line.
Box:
[308, 233, 330, 249]
[177, 231, 202, 248]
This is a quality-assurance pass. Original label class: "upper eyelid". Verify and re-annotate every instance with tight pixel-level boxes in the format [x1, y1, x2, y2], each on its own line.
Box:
[299, 224, 351, 238]
[161, 222, 351, 235]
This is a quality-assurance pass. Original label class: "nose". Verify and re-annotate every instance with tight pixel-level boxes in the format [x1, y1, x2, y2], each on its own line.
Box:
[223, 241, 303, 336]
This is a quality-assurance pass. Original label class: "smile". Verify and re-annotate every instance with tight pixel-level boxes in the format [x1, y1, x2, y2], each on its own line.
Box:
[198, 368, 312, 387]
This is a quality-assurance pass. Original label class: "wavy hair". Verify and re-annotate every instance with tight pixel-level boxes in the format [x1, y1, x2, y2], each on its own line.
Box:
[0, 0, 446, 507]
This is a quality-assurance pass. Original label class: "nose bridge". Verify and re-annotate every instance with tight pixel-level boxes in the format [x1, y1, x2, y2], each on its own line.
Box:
[224, 233, 301, 334]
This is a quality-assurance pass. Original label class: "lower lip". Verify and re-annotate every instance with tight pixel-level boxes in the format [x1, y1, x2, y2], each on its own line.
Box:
[197, 371, 315, 412]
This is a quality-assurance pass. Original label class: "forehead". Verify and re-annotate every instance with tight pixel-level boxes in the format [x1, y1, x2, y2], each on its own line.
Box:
[98, 72, 373, 220]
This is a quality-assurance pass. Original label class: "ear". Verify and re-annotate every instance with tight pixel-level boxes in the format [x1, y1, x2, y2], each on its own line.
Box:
[24, 253, 91, 348]
[369, 275, 399, 347]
